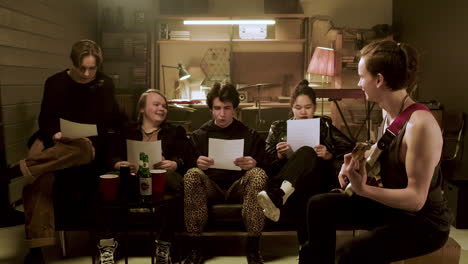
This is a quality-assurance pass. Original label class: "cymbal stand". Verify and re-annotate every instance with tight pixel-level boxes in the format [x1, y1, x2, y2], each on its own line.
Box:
[255, 84, 265, 129]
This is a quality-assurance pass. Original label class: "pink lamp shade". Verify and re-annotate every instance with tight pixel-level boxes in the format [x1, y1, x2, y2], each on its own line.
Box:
[307, 47, 335, 76]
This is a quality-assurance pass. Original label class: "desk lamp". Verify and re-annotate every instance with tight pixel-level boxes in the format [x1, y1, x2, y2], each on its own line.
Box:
[161, 63, 191, 97]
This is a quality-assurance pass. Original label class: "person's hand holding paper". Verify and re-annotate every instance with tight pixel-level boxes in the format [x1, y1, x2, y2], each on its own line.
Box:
[208, 138, 244, 171]
[126, 139, 162, 170]
[60, 118, 98, 139]
[287, 118, 320, 151]
[154, 157, 178, 172]
[234, 156, 257, 170]
[197, 156, 214, 171]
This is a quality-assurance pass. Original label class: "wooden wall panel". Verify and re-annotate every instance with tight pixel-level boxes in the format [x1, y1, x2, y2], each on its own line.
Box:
[0, 66, 57, 85]
[0, 7, 64, 38]
[2, 103, 41, 125]
[0, 0, 97, 166]
[3, 122, 38, 146]
[5, 141, 28, 165]
[0, 46, 68, 68]
[0, 85, 43, 105]
[0, 0, 58, 22]
[0, 27, 68, 54]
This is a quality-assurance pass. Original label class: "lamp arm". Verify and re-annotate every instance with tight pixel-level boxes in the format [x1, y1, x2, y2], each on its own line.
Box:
[161, 65, 178, 69]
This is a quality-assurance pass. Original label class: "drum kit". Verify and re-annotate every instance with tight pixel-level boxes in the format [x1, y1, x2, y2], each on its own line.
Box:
[168, 83, 280, 130]
[236, 83, 279, 129]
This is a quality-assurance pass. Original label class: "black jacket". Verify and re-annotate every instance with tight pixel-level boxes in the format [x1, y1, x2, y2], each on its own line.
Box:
[190, 119, 267, 188]
[108, 122, 196, 176]
[265, 116, 354, 175]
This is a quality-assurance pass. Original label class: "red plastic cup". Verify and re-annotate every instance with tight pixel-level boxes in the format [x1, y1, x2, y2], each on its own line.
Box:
[99, 174, 119, 202]
[151, 169, 166, 201]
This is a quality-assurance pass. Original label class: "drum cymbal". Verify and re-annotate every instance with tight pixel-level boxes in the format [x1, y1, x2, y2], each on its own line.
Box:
[237, 83, 279, 90]
[242, 106, 273, 110]
[169, 104, 196, 112]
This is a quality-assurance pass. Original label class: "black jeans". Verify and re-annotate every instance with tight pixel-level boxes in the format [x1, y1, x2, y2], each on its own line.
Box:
[306, 193, 450, 264]
[270, 146, 336, 244]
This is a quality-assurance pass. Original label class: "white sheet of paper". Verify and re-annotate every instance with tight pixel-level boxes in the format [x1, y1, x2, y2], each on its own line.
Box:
[126, 139, 162, 170]
[208, 138, 244, 171]
[287, 118, 320, 152]
[60, 118, 98, 138]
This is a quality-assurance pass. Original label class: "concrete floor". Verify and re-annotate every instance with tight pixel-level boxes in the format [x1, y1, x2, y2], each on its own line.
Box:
[0, 225, 467, 264]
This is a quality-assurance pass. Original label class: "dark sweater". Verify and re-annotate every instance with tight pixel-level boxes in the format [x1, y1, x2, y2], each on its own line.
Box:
[108, 122, 197, 176]
[37, 70, 126, 166]
[190, 119, 267, 189]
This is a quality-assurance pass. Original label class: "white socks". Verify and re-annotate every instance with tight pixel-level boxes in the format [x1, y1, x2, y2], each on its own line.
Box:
[280, 180, 295, 205]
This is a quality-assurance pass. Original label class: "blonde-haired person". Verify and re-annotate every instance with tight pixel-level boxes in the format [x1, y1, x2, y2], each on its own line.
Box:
[304, 41, 451, 264]
[102, 89, 196, 264]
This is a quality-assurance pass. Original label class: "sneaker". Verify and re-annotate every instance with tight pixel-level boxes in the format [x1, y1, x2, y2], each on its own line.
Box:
[97, 238, 118, 264]
[155, 240, 171, 264]
[183, 248, 203, 264]
[257, 189, 284, 222]
[298, 243, 311, 264]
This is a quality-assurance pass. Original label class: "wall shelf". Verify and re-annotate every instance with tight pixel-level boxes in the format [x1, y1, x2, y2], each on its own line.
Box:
[157, 39, 305, 44]
[156, 14, 307, 20]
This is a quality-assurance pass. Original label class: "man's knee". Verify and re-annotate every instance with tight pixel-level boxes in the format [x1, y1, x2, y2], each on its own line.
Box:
[295, 146, 317, 159]
[244, 167, 268, 187]
[184, 168, 204, 185]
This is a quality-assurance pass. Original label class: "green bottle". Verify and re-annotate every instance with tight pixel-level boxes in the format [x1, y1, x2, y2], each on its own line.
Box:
[138, 152, 152, 202]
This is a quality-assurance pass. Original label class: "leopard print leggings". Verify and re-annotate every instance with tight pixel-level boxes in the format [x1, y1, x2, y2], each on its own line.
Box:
[183, 167, 268, 236]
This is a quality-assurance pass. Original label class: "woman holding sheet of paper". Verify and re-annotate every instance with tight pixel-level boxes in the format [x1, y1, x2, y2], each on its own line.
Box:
[109, 89, 195, 178]
[105, 88, 196, 264]
[257, 80, 353, 260]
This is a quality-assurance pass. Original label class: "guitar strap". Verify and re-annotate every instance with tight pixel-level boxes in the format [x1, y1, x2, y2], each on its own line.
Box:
[377, 103, 431, 151]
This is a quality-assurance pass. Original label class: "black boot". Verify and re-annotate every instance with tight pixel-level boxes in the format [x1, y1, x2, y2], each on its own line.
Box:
[246, 236, 264, 264]
[298, 242, 311, 264]
[0, 176, 24, 228]
[24, 247, 45, 264]
[183, 236, 203, 264]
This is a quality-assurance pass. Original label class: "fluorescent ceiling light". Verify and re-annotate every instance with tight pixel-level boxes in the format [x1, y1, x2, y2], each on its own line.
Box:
[184, 20, 275, 25]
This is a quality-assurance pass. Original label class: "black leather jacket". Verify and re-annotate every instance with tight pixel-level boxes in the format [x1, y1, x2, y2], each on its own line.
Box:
[265, 116, 354, 175]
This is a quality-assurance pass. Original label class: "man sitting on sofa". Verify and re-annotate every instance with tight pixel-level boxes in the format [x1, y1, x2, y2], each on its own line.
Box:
[183, 83, 268, 264]
[16, 40, 125, 264]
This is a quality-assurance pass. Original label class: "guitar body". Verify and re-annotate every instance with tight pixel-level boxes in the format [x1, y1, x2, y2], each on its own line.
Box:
[344, 143, 383, 196]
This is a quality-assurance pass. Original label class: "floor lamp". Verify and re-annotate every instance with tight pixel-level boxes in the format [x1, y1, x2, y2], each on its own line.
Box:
[161, 63, 191, 97]
[307, 47, 335, 115]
